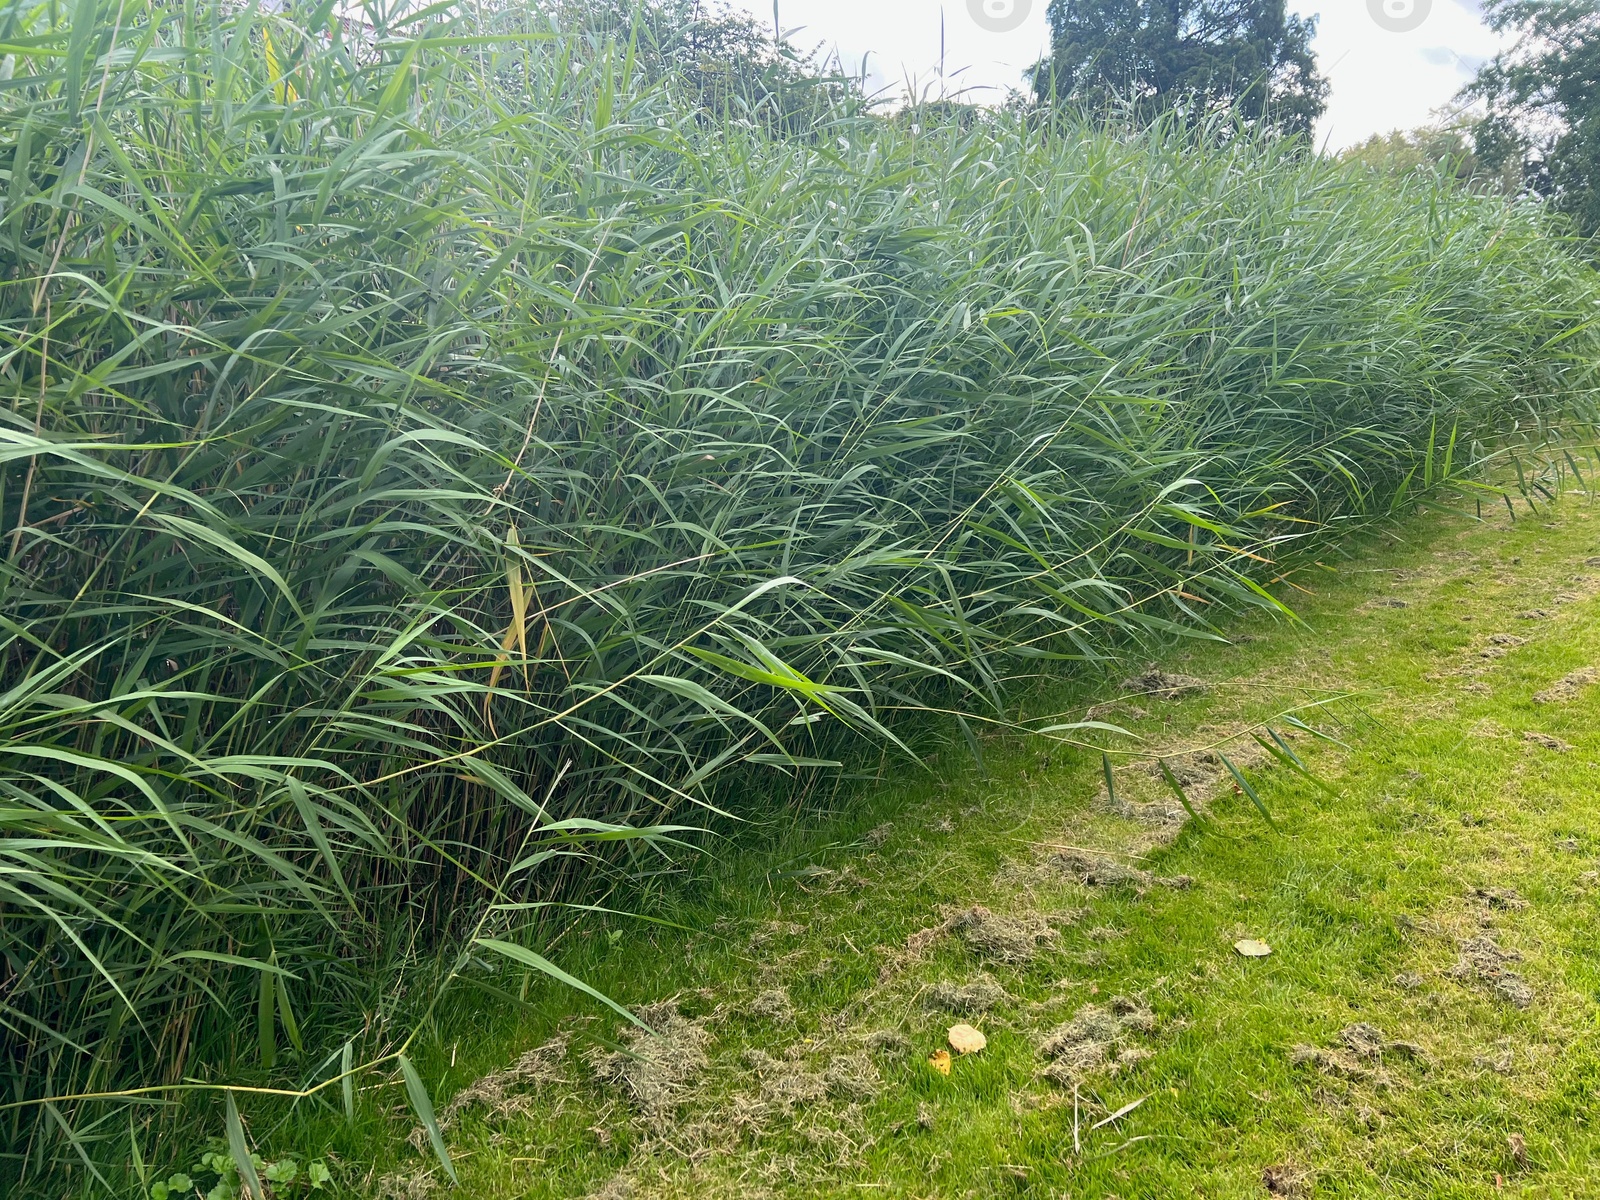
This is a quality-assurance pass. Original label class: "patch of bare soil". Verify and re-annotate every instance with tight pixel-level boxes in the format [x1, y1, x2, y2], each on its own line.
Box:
[1262, 1162, 1314, 1197]
[1517, 609, 1555, 621]
[1289, 1023, 1424, 1086]
[925, 976, 1012, 1014]
[1468, 886, 1528, 912]
[1534, 667, 1598, 704]
[1446, 936, 1535, 1008]
[1037, 995, 1157, 1084]
[1121, 667, 1207, 700]
[590, 1001, 714, 1123]
[1336, 1022, 1424, 1061]
[1049, 849, 1192, 892]
[1523, 731, 1574, 752]
[1362, 597, 1410, 610]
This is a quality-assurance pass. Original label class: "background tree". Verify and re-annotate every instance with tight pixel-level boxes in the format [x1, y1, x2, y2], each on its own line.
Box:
[1033, 0, 1326, 137]
[1465, 0, 1600, 238]
[529, 0, 857, 126]
[1340, 118, 1519, 193]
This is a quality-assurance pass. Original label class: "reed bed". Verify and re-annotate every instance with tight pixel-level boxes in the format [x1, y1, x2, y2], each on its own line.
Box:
[1, 0, 1596, 1180]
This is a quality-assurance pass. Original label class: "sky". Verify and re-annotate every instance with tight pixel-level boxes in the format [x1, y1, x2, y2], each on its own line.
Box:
[733, 0, 1511, 151]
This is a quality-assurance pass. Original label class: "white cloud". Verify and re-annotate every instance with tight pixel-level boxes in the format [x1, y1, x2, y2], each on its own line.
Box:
[728, 0, 1510, 147]
[1301, 0, 1510, 150]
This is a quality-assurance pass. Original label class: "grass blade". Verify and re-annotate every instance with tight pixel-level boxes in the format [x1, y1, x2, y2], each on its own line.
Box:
[225, 1091, 263, 1200]
[474, 937, 649, 1030]
[341, 1040, 355, 1126]
[1156, 758, 1210, 828]
[1253, 729, 1341, 799]
[1219, 753, 1278, 831]
[397, 1053, 457, 1185]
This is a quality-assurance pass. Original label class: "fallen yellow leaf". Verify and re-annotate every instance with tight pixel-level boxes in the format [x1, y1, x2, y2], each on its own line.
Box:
[1234, 938, 1272, 957]
[948, 1023, 987, 1055]
[928, 1049, 952, 1076]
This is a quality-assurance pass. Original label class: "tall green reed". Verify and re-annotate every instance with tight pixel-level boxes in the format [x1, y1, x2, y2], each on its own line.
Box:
[0, 0, 1595, 1181]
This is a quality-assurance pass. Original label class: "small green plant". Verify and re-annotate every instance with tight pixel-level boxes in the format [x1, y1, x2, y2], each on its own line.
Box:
[149, 1142, 331, 1200]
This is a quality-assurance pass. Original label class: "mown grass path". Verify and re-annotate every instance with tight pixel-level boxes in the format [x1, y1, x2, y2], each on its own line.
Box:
[357, 500, 1600, 1199]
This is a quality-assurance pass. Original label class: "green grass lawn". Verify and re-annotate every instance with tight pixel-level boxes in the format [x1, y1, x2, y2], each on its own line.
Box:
[320, 497, 1600, 1199]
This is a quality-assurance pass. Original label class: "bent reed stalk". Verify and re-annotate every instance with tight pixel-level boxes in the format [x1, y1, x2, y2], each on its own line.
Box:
[0, 0, 1597, 1179]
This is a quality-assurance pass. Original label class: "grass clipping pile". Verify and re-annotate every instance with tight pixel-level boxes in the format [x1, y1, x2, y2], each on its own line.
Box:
[1038, 996, 1160, 1084]
[589, 1002, 715, 1128]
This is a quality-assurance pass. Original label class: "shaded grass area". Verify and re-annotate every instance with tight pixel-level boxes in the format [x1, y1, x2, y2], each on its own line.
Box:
[255, 498, 1600, 1200]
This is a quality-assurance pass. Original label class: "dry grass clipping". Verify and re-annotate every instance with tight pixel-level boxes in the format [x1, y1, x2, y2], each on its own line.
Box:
[590, 1001, 714, 1123]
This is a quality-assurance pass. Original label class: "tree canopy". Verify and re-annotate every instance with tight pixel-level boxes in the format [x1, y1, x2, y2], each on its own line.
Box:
[526, 0, 856, 124]
[1465, 0, 1600, 238]
[1341, 120, 1518, 193]
[1033, 0, 1326, 137]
